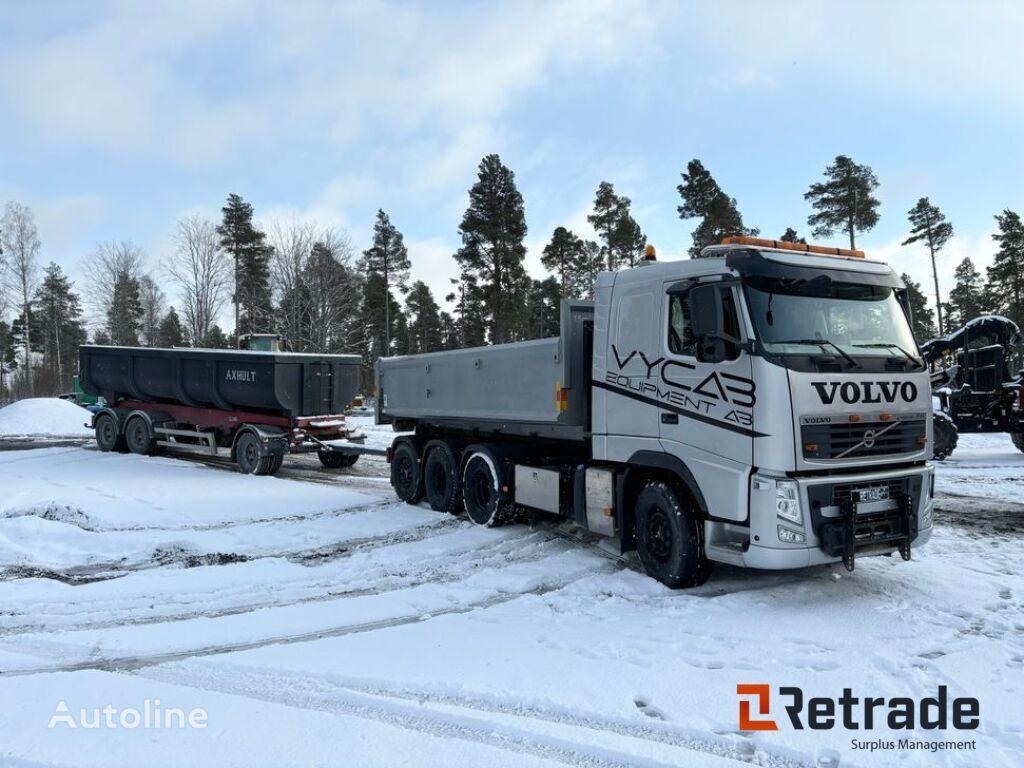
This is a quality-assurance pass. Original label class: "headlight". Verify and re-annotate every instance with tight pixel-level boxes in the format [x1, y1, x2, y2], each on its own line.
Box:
[775, 480, 802, 524]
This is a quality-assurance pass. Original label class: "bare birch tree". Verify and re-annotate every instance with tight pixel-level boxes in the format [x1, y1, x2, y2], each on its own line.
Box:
[84, 240, 145, 331]
[268, 219, 317, 350]
[1, 201, 41, 396]
[166, 216, 230, 347]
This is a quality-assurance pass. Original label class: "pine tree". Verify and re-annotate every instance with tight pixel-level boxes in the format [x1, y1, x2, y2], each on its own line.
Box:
[946, 257, 984, 329]
[202, 325, 230, 348]
[677, 160, 757, 257]
[138, 275, 166, 346]
[0, 319, 16, 401]
[107, 271, 144, 346]
[33, 263, 85, 394]
[455, 154, 528, 344]
[217, 194, 273, 345]
[985, 209, 1024, 329]
[901, 273, 936, 342]
[156, 307, 185, 347]
[524, 277, 561, 339]
[804, 155, 880, 250]
[901, 198, 954, 330]
[780, 227, 806, 244]
[361, 210, 411, 352]
[587, 182, 646, 270]
[405, 280, 443, 353]
[580, 240, 604, 299]
[542, 227, 587, 298]
[1, 201, 41, 395]
[445, 272, 486, 349]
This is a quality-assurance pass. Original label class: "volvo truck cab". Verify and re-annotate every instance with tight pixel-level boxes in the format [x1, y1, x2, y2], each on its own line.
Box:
[593, 237, 933, 576]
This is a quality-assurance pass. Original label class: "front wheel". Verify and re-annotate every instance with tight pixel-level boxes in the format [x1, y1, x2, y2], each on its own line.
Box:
[634, 480, 712, 588]
[932, 412, 959, 460]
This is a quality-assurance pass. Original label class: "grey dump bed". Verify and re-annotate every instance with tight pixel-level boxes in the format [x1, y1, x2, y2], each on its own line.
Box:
[377, 301, 593, 440]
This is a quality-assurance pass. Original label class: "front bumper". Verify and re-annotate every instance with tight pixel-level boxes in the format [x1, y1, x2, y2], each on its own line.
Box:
[718, 464, 934, 570]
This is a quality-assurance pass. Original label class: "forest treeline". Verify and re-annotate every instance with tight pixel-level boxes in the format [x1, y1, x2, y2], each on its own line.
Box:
[1, 154, 1022, 398]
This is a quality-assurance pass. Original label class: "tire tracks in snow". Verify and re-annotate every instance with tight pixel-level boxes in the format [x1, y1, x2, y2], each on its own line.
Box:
[134, 662, 814, 768]
[0, 529, 570, 635]
[1, 569, 607, 678]
[0, 511, 461, 587]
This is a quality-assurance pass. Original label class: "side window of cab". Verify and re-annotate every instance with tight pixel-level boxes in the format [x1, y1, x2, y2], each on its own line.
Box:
[668, 285, 742, 361]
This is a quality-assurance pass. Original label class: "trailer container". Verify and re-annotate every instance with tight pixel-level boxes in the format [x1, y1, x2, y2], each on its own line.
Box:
[79, 344, 368, 474]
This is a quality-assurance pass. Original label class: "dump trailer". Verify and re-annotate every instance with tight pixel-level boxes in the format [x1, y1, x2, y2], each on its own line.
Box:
[79, 344, 367, 474]
[377, 238, 936, 588]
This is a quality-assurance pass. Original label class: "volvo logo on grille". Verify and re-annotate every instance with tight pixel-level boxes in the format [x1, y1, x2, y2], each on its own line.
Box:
[862, 429, 877, 448]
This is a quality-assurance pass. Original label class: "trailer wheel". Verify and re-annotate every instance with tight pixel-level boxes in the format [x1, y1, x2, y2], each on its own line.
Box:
[267, 454, 285, 475]
[1012, 431, 1024, 455]
[94, 413, 126, 453]
[423, 442, 462, 513]
[462, 451, 514, 527]
[390, 441, 424, 503]
[634, 480, 712, 588]
[236, 432, 274, 476]
[125, 416, 156, 456]
[318, 451, 358, 469]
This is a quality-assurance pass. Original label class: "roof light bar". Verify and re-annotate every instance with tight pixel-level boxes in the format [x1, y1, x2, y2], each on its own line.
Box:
[721, 236, 865, 259]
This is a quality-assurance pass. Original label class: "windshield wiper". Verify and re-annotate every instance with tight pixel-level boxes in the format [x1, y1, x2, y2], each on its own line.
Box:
[852, 342, 922, 367]
[773, 338, 861, 369]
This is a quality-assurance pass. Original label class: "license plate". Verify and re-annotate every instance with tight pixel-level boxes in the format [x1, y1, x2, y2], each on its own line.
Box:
[856, 485, 889, 503]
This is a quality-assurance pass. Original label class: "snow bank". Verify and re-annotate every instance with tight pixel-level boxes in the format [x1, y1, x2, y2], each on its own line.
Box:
[0, 398, 93, 437]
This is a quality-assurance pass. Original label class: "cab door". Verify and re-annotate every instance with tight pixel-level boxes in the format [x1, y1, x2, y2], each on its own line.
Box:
[658, 281, 755, 517]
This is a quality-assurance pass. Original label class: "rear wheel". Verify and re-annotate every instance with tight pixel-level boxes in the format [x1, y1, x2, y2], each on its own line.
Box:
[94, 413, 125, 453]
[462, 451, 514, 527]
[634, 480, 712, 588]
[932, 412, 959, 460]
[1012, 431, 1024, 454]
[236, 432, 274, 475]
[318, 450, 359, 469]
[125, 416, 156, 455]
[423, 442, 462, 513]
[267, 454, 285, 475]
[390, 441, 424, 503]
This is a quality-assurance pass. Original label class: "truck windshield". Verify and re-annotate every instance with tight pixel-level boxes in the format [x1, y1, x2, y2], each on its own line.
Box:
[744, 276, 922, 368]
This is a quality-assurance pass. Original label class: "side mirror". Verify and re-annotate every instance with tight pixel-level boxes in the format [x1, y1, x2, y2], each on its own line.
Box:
[690, 284, 725, 339]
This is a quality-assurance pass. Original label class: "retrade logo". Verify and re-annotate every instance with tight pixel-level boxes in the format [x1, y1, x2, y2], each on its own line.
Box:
[736, 684, 979, 732]
[736, 684, 778, 731]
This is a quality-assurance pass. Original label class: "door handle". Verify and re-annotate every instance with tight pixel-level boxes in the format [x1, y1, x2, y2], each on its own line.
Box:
[661, 412, 679, 424]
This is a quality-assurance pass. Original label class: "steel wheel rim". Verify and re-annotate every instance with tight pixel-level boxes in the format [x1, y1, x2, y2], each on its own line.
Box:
[646, 507, 673, 562]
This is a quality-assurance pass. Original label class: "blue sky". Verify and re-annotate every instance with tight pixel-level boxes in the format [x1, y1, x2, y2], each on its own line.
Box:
[1, 0, 1022, 324]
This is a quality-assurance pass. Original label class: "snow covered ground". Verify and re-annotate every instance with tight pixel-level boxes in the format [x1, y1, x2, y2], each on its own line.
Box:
[0, 425, 1021, 767]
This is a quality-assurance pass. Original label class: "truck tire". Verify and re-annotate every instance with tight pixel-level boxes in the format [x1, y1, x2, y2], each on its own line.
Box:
[1012, 431, 1024, 454]
[236, 432, 274, 476]
[125, 415, 157, 456]
[462, 451, 514, 527]
[932, 412, 958, 461]
[267, 454, 284, 475]
[94, 413, 126, 453]
[390, 441, 424, 503]
[634, 480, 712, 588]
[423, 441, 462, 513]
[318, 450, 358, 469]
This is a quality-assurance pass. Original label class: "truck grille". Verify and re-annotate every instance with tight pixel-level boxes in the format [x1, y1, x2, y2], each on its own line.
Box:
[802, 419, 925, 460]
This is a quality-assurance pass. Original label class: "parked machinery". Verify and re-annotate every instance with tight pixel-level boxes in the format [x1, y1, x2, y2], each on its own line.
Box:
[922, 315, 1024, 460]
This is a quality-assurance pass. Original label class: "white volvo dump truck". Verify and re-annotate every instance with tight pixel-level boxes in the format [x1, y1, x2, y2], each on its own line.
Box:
[377, 237, 934, 587]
